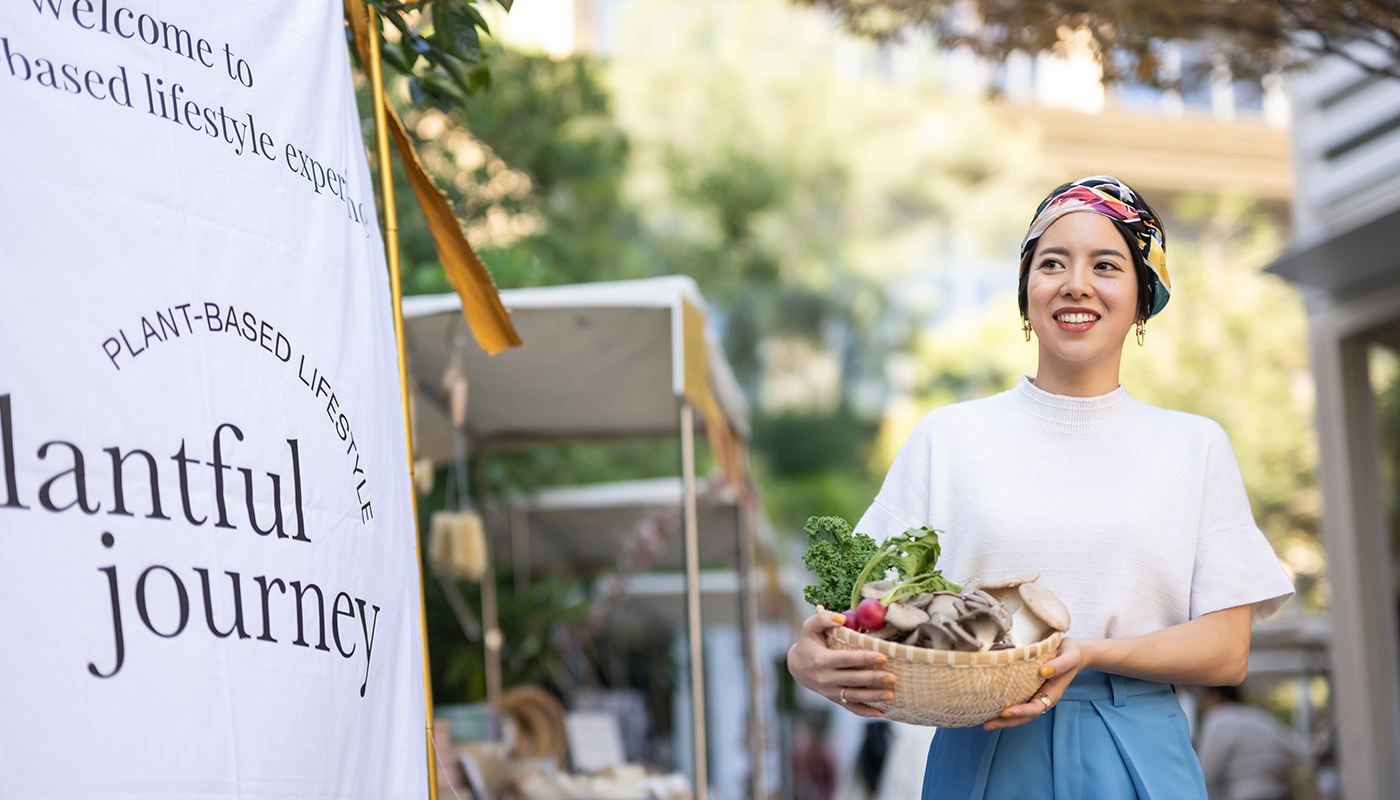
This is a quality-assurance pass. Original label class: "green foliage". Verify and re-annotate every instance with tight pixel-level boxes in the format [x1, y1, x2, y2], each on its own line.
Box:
[801, 515, 880, 611]
[364, 0, 505, 110]
[755, 406, 871, 477]
[794, 1, 1400, 85]
[851, 526, 960, 608]
[391, 48, 650, 294]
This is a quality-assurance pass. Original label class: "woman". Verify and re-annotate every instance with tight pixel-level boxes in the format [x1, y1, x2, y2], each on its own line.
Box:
[787, 176, 1294, 800]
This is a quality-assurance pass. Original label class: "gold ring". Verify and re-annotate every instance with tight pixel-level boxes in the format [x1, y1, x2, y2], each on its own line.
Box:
[840, 688, 848, 704]
[1038, 694, 1052, 710]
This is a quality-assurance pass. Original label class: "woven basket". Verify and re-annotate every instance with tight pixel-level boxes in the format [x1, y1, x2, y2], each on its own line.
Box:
[825, 627, 1061, 727]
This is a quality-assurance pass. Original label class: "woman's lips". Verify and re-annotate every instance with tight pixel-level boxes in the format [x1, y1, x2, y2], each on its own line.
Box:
[1055, 318, 1097, 333]
[1053, 312, 1099, 333]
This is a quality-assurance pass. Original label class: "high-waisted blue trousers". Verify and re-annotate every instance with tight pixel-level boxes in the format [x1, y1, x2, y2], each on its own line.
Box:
[921, 670, 1207, 800]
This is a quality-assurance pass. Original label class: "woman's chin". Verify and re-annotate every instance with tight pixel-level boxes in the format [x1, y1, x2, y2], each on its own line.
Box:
[1040, 338, 1125, 364]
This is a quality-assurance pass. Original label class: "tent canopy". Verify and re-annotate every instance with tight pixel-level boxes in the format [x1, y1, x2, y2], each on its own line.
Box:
[403, 277, 750, 464]
[483, 477, 751, 574]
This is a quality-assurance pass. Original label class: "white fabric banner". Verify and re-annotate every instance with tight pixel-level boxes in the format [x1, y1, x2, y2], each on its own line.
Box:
[0, 2, 427, 797]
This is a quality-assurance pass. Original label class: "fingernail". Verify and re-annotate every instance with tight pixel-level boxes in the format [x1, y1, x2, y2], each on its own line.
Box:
[874, 713, 883, 718]
[832, 614, 846, 625]
[1041, 665, 1054, 677]
[1002, 711, 1013, 718]
[882, 692, 894, 701]
[875, 655, 887, 663]
[883, 676, 896, 684]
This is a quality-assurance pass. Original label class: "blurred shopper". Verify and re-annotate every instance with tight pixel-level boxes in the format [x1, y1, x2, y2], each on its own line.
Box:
[793, 708, 836, 800]
[834, 720, 892, 800]
[789, 177, 1295, 800]
[1195, 686, 1319, 800]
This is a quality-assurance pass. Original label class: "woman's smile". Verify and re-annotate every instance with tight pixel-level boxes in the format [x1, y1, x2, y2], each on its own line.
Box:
[1052, 306, 1101, 332]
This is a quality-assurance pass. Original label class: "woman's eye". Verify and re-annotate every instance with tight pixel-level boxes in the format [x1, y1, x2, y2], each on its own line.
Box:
[1095, 261, 1121, 271]
[1038, 259, 1062, 270]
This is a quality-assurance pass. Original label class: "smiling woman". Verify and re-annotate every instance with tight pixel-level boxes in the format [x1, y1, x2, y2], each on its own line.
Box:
[787, 176, 1295, 800]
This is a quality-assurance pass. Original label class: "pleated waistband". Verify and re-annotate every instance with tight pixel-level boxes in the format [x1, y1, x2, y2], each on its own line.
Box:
[1059, 669, 1173, 705]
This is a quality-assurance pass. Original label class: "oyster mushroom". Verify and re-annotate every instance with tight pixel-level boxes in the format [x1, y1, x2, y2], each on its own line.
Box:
[976, 571, 1041, 591]
[960, 608, 1008, 651]
[868, 625, 902, 641]
[905, 592, 935, 611]
[916, 622, 956, 650]
[861, 580, 894, 600]
[883, 601, 931, 631]
[1006, 582, 1071, 648]
[975, 571, 1041, 616]
[944, 620, 981, 651]
[926, 593, 962, 621]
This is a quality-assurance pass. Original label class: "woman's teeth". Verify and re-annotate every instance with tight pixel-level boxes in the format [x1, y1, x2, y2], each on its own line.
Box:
[1056, 313, 1099, 324]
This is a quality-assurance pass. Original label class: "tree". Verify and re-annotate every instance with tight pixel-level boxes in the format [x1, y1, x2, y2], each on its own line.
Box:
[363, 0, 505, 108]
[384, 48, 650, 292]
[796, 0, 1400, 84]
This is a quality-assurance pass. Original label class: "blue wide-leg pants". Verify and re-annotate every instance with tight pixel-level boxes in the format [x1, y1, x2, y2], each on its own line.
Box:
[921, 670, 1206, 800]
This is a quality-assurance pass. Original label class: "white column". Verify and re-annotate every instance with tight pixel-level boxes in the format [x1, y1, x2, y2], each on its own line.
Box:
[1307, 293, 1400, 800]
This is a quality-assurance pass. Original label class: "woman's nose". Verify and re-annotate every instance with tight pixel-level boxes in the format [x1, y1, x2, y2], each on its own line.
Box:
[1062, 263, 1094, 298]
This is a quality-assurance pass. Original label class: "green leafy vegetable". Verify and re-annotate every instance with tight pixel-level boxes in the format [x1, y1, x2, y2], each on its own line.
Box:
[849, 526, 960, 609]
[801, 516, 879, 611]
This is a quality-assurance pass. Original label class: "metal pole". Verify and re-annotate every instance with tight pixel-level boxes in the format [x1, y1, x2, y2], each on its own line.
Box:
[680, 401, 708, 800]
[365, 10, 438, 799]
[736, 500, 766, 800]
[473, 452, 504, 706]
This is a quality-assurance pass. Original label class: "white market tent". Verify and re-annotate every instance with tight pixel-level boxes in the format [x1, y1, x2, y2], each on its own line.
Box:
[402, 276, 749, 457]
[402, 277, 763, 800]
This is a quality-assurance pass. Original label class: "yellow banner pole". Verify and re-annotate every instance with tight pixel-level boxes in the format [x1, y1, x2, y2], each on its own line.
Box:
[365, 7, 439, 800]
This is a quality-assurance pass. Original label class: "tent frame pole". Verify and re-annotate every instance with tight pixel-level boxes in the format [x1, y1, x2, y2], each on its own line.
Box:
[736, 499, 766, 800]
[366, 10, 438, 799]
[474, 451, 505, 706]
[680, 401, 708, 800]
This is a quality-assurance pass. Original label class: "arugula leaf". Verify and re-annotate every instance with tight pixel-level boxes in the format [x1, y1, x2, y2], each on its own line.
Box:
[849, 526, 960, 609]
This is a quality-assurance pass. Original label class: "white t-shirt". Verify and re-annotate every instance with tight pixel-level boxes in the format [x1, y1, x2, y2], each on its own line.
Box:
[855, 377, 1295, 640]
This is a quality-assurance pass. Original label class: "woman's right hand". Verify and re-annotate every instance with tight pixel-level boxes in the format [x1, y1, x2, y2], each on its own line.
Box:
[786, 609, 896, 718]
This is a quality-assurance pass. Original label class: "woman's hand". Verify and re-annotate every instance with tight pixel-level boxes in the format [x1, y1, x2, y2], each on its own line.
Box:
[983, 638, 1086, 731]
[982, 604, 1253, 731]
[787, 609, 897, 718]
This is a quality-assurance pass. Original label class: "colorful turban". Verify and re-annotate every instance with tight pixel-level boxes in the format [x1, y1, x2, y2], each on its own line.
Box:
[1020, 176, 1170, 318]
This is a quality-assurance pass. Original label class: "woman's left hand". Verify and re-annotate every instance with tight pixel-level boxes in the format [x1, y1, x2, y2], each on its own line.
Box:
[983, 638, 1087, 731]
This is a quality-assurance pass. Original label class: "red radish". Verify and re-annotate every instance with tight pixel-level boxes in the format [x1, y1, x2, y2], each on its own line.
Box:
[842, 611, 860, 630]
[855, 598, 886, 632]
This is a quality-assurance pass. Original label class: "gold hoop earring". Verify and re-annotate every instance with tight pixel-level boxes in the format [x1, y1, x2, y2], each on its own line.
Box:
[1023, 319, 1033, 342]
[1135, 320, 1146, 347]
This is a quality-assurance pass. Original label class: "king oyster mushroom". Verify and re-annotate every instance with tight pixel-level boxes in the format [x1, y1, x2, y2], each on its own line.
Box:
[883, 601, 931, 631]
[1006, 582, 1072, 648]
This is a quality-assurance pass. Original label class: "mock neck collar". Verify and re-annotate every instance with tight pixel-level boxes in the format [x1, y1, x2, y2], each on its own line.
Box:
[1008, 375, 1138, 434]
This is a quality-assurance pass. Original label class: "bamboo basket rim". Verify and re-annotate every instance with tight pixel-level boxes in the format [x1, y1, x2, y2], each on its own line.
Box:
[826, 626, 1062, 667]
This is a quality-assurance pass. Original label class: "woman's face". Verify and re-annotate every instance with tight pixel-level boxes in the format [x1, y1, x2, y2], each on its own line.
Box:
[1026, 211, 1139, 367]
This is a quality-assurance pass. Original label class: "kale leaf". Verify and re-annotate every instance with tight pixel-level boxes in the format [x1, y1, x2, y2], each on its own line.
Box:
[801, 515, 880, 611]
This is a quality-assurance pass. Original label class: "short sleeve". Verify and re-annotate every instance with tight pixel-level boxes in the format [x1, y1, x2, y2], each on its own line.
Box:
[1190, 424, 1295, 623]
[855, 415, 934, 545]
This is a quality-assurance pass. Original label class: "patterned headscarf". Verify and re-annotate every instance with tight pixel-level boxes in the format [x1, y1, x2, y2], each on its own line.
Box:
[1020, 176, 1170, 318]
